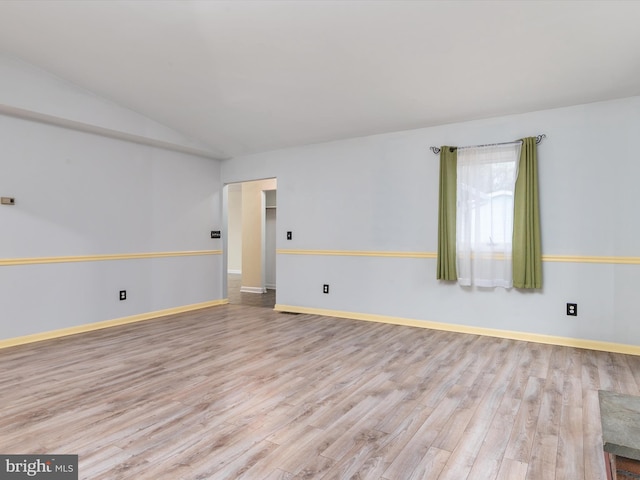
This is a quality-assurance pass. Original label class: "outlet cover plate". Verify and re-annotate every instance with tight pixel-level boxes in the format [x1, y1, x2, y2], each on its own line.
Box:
[567, 303, 577, 316]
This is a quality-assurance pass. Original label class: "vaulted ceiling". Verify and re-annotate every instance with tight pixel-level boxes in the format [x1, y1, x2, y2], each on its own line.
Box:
[1, 1, 639, 159]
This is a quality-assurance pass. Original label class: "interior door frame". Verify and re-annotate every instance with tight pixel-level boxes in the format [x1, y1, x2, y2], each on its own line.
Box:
[222, 178, 277, 301]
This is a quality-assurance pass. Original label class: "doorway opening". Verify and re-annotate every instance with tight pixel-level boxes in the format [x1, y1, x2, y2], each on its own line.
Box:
[225, 178, 277, 308]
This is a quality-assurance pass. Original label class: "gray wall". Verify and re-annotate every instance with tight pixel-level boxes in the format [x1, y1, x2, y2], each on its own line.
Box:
[3, 50, 639, 348]
[0, 56, 223, 341]
[227, 183, 243, 273]
[222, 96, 640, 345]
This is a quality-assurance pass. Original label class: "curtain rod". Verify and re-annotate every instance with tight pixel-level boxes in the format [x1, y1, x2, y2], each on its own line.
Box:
[429, 134, 546, 155]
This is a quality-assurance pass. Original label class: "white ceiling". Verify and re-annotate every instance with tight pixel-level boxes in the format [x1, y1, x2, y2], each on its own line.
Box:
[1, 0, 639, 159]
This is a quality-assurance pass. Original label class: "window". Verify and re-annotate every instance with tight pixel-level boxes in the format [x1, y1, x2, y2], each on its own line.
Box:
[456, 143, 520, 287]
[437, 137, 542, 289]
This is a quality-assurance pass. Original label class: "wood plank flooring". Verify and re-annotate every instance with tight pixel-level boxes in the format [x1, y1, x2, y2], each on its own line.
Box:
[227, 273, 276, 308]
[1, 304, 639, 479]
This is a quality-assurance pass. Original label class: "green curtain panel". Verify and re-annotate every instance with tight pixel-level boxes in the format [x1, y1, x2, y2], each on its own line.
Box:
[512, 137, 542, 288]
[436, 146, 458, 281]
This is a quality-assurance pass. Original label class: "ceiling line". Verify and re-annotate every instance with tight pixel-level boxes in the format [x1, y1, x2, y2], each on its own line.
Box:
[0, 103, 225, 161]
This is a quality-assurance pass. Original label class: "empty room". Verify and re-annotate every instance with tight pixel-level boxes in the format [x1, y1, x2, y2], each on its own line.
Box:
[2, 1, 640, 479]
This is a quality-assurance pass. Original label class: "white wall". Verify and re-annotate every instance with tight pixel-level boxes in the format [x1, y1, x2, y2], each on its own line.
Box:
[227, 184, 243, 273]
[0, 58, 222, 341]
[240, 178, 277, 291]
[222, 96, 640, 346]
[265, 208, 277, 289]
[0, 53, 218, 155]
[3, 51, 638, 347]
[265, 189, 277, 289]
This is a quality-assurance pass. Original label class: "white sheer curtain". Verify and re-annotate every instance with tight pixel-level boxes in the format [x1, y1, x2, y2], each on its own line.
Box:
[456, 143, 521, 287]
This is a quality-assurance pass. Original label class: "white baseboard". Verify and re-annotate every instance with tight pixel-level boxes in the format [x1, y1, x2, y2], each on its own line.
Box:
[266, 283, 276, 290]
[0, 299, 228, 350]
[240, 286, 267, 294]
[273, 304, 640, 357]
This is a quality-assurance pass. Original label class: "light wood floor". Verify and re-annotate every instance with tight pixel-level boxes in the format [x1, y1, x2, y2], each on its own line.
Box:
[227, 273, 276, 308]
[1, 305, 638, 479]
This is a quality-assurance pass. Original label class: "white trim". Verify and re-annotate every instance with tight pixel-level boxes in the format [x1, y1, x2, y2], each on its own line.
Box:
[273, 304, 640, 356]
[261, 190, 267, 293]
[265, 283, 276, 290]
[0, 250, 221, 266]
[276, 249, 640, 265]
[240, 286, 267, 294]
[227, 269, 242, 274]
[0, 299, 228, 349]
